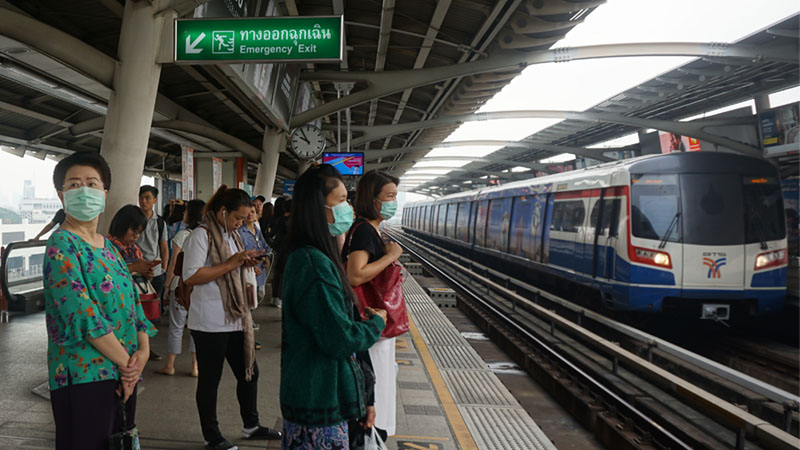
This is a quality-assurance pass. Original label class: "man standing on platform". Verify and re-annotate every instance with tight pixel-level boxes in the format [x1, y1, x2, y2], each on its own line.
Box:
[138, 185, 168, 361]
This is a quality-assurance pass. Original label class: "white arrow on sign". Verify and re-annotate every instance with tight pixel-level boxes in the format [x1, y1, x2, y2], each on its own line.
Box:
[185, 33, 206, 54]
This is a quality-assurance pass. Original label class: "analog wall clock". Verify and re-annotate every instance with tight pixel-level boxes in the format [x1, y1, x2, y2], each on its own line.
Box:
[290, 124, 326, 160]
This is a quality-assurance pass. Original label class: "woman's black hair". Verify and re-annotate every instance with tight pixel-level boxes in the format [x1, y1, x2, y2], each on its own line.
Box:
[52, 152, 112, 191]
[108, 205, 147, 239]
[275, 164, 355, 301]
[354, 170, 399, 220]
[261, 202, 274, 224]
[273, 196, 287, 218]
[185, 199, 205, 230]
[203, 185, 252, 215]
[165, 203, 186, 225]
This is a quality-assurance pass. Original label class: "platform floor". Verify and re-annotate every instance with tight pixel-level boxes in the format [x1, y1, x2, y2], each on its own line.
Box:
[0, 271, 556, 450]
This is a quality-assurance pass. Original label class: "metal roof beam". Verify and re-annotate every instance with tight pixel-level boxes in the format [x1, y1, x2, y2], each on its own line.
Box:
[377, 0, 452, 151]
[293, 42, 797, 127]
[362, 139, 614, 162]
[366, 155, 553, 172]
[365, 0, 396, 137]
[340, 109, 761, 156]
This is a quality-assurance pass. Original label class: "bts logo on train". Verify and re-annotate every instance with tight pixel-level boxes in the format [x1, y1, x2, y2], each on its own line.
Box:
[702, 256, 726, 279]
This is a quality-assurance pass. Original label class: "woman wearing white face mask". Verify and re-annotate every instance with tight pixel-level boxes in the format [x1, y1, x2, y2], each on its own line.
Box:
[181, 185, 280, 450]
[276, 164, 386, 449]
[342, 170, 404, 442]
[43, 152, 156, 450]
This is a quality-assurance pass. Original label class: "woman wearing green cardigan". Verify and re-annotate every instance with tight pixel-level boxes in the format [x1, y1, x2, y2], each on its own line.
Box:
[277, 164, 387, 449]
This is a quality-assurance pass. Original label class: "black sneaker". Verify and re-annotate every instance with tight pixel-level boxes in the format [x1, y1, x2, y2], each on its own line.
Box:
[255, 341, 262, 350]
[149, 350, 162, 361]
[205, 439, 238, 450]
[242, 425, 282, 440]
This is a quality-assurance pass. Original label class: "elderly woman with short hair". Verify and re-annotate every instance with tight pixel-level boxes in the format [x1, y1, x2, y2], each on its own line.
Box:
[43, 152, 156, 450]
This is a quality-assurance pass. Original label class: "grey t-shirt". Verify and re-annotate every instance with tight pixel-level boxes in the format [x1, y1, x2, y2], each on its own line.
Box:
[136, 212, 167, 276]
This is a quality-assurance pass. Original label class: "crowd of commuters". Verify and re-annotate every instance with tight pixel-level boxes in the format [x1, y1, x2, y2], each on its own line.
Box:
[41, 152, 406, 450]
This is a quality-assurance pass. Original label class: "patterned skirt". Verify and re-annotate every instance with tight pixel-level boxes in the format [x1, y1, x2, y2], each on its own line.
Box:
[282, 420, 349, 450]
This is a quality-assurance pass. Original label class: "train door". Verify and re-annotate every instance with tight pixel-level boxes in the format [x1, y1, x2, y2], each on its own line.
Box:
[474, 200, 489, 247]
[539, 194, 554, 263]
[510, 196, 532, 258]
[590, 189, 622, 279]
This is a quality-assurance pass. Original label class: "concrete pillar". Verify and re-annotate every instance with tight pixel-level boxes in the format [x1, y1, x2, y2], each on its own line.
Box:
[254, 129, 284, 198]
[754, 93, 771, 113]
[98, 0, 171, 232]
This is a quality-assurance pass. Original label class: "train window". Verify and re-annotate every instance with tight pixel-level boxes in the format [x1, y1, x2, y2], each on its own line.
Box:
[680, 174, 743, 245]
[631, 174, 680, 242]
[590, 199, 621, 237]
[743, 178, 785, 243]
[551, 201, 584, 233]
[437, 205, 446, 234]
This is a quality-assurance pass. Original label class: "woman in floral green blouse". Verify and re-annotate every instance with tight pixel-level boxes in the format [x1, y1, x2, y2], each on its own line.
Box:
[43, 152, 157, 450]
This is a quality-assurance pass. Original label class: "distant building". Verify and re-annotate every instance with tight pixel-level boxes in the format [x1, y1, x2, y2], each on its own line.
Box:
[23, 180, 34, 200]
[18, 180, 60, 224]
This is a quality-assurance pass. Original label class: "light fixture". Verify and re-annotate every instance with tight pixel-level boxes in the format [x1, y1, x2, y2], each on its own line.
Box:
[4, 144, 26, 157]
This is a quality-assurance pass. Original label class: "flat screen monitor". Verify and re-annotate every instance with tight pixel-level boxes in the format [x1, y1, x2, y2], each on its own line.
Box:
[322, 152, 364, 176]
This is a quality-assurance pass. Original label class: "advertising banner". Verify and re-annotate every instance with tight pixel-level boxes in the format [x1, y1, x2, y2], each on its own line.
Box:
[659, 131, 701, 153]
[760, 103, 800, 157]
[212, 157, 223, 191]
[283, 180, 296, 197]
[181, 146, 194, 200]
[238, 182, 254, 196]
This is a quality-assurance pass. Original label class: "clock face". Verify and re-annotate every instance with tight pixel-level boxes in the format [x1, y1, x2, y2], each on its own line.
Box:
[290, 125, 326, 160]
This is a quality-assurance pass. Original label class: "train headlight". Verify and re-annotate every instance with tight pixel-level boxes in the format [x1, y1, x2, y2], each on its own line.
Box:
[633, 247, 672, 269]
[754, 249, 787, 270]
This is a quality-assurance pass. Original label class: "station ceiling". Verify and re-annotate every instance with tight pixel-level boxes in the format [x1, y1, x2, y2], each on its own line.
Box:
[0, 0, 602, 195]
[0, 1, 795, 198]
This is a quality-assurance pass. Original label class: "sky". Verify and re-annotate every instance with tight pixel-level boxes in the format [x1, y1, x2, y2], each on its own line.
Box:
[399, 0, 800, 197]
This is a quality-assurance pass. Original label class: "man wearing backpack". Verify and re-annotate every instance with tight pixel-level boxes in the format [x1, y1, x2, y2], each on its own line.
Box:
[138, 185, 169, 361]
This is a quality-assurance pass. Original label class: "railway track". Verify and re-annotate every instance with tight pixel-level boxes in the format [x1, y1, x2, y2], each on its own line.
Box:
[387, 227, 799, 450]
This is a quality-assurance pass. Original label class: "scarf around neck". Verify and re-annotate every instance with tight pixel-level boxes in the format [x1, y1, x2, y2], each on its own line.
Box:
[202, 210, 256, 380]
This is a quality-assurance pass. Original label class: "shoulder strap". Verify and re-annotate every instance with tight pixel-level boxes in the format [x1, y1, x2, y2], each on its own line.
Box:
[344, 220, 371, 260]
[157, 215, 165, 242]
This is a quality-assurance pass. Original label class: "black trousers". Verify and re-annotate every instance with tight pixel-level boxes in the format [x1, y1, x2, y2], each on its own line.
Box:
[50, 380, 136, 450]
[151, 273, 167, 313]
[191, 330, 260, 444]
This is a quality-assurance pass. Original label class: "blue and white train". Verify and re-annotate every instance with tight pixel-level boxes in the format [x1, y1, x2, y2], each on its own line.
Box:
[402, 152, 788, 318]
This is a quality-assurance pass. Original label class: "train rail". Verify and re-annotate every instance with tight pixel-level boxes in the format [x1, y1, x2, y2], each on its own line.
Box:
[387, 227, 799, 450]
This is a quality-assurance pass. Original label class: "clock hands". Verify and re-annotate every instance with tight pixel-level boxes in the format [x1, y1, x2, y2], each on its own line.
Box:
[299, 129, 311, 145]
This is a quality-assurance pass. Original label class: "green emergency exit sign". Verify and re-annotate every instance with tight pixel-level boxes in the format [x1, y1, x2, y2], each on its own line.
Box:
[175, 16, 343, 63]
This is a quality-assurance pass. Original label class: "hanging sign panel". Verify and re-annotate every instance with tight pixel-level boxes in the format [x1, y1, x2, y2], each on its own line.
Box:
[175, 16, 343, 63]
[181, 146, 194, 200]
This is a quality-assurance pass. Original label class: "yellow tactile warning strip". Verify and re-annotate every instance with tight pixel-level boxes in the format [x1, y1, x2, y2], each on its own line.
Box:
[408, 314, 480, 450]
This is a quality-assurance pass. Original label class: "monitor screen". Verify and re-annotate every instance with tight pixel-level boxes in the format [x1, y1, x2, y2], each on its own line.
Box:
[322, 152, 364, 176]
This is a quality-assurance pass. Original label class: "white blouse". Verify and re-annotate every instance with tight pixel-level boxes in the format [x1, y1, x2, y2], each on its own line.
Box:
[183, 227, 243, 332]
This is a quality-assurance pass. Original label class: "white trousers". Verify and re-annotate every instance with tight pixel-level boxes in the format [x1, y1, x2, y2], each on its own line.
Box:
[369, 336, 397, 436]
[168, 294, 195, 355]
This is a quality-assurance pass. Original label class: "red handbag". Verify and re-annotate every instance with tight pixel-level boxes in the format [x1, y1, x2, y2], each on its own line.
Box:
[347, 223, 409, 338]
[134, 276, 161, 321]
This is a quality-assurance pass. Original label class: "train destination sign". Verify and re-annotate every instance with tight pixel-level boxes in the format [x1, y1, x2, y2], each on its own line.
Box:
[175, 16, 343, 63]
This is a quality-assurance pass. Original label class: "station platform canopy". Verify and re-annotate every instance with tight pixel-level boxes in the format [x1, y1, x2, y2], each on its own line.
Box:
[0, 0, 604, 196]
[409, 13, 799, 196]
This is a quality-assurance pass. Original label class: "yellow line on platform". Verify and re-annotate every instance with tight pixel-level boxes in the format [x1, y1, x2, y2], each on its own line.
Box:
[391, 435, 450, 441]
[407, 315, 478, 450]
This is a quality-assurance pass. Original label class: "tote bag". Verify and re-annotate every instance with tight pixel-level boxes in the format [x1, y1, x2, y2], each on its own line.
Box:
[133, 276, 160, 321]
[346, 223, 409, 338]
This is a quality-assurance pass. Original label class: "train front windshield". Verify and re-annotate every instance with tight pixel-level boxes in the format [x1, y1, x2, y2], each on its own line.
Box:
[632, 174, 785, 245]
